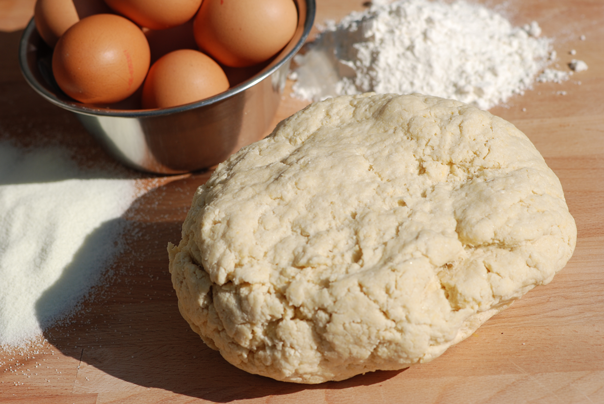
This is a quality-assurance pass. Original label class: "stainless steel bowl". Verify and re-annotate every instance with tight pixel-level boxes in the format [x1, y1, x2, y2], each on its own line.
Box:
[19, 1, 315, 174]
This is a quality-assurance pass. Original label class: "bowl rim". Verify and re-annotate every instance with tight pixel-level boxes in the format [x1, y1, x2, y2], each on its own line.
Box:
[18, 0, 315, 118]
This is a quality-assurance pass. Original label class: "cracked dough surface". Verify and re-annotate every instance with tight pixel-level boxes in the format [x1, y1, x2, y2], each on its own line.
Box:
[168, 93, 576, 384]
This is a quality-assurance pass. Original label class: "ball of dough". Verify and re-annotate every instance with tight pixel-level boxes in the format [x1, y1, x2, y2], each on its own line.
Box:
[168, 93, 576, 384]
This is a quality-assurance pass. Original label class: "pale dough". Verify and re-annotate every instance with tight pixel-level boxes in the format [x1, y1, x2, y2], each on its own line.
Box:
[168, 93, 576, 383]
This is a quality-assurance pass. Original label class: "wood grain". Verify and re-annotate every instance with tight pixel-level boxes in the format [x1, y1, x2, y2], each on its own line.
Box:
[1, 1, 603, 403]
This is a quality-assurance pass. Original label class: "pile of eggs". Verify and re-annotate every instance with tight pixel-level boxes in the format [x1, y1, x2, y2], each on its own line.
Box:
[34, 0, 298, 109]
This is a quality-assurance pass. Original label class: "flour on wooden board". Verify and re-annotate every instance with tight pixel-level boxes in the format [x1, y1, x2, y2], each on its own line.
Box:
[291, 0, 571, 109]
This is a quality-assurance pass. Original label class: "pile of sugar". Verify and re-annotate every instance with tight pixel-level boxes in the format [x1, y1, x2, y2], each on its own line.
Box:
[0, 141, 138, 348]
[291, 0, 568, 109]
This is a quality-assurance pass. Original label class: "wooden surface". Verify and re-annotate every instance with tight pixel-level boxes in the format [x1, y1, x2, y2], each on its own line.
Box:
[1, 0, 603, 403]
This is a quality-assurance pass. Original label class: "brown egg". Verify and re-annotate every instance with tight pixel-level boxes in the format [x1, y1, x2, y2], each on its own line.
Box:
[104, 0, 203, 30]
[141, 49, 229, 109]
[52, 14, 150, 104]
[194, 0, 297, 67]
[34, 0, 112, 47]
[144, 19, 198, 64]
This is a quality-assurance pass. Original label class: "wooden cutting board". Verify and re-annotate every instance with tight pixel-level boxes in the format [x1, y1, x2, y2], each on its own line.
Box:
[1, 0, 602, 403]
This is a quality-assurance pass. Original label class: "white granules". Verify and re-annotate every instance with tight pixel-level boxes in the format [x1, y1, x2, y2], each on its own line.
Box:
[291, 0, 563, 109]
[538, 68, 570, 84]
[0, 142, 138, 348]
[569, 59, 588, 72]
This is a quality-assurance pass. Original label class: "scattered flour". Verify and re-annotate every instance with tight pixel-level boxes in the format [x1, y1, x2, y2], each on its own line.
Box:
[569, 59, 588, 72]
[291, 0, 567, 109]
[0, 141, 138, 348]
[538, 68, 571, 84]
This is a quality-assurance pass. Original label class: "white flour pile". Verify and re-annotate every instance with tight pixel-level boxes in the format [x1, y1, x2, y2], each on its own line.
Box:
[291, 0, 567, 109]
[0, 142, 137, 348]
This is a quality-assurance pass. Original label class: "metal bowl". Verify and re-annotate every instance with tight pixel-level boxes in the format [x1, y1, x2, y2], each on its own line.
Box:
[19, 1, 315, 174]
